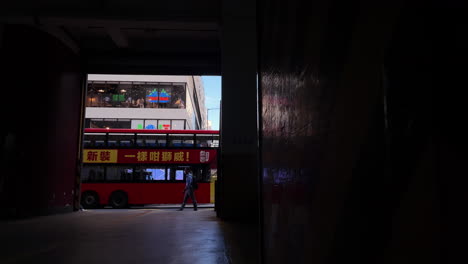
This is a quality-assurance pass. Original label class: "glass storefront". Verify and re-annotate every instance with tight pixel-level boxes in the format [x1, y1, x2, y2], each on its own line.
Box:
[86, 118, 187, 130]
[86, 82, 186, 109]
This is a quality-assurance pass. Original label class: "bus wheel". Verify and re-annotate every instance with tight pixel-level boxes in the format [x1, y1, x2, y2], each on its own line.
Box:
[81, 191, 99, 209]
[109, 191, 128, 209]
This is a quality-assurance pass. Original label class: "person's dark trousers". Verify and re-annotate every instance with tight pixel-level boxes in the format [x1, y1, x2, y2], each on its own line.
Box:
[179, 189, 197, 211]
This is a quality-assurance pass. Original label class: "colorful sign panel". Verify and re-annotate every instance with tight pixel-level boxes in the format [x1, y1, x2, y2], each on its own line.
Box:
[159, 89, 171, 103]
[146, 88, 171, 103]
[83, 149, 216, 164]
[158, 124, 171, 130]
[146, 89, 159, 102]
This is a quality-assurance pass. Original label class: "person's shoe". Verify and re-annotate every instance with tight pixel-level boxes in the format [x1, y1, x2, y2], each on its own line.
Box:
[178, 208, 183, 211]
[194, 208, 197, 211]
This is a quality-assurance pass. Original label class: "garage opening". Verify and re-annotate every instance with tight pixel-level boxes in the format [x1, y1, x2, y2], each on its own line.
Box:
[79, 74, 221, 210]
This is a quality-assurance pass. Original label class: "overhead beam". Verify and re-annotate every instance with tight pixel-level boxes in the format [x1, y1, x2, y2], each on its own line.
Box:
[0, 1, 221, 22]
[0, 16, 219, 31]
[41, 25, 80, 53]
[0, 16, 80, 54]
[106, 27, 128, 48]
[85, 53, 221, 75]
[41, 17, 220, 31]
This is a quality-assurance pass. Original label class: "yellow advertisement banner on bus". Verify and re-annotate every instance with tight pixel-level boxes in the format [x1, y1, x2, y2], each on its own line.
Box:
[83, 149, 118, 163]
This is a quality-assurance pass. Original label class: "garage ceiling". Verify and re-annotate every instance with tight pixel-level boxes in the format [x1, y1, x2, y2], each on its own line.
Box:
[0, 0, 222, 75]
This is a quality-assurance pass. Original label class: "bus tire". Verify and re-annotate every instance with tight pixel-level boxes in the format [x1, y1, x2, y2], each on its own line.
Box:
[81, 191, 100, 209]
[109, 191, 128, 209]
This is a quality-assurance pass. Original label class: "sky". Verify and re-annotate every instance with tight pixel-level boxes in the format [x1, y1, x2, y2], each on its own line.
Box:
[202, 76, 221, 130]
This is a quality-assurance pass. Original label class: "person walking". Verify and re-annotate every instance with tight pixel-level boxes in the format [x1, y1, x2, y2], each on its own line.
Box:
[178, 168, 198, 211]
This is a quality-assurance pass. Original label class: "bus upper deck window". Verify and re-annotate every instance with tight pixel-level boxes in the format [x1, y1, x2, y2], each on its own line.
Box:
[146, 140, 156, 147]
[120, 140, 132, 147]
[83, 140, 91, 147]
[136, 139, 145, 147]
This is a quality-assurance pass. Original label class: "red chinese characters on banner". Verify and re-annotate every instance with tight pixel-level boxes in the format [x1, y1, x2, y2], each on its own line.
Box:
[83, 149, 118, 163]
[117, 149, 216, 164]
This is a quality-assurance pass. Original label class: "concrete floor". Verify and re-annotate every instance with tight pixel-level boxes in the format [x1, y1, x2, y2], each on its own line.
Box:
[0, 208, 259, 264]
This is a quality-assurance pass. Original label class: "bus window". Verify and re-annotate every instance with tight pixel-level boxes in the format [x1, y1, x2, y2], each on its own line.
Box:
[182, 136, 195, 147]
[145, 166, 166, 181]
[82, 165, 105, 182]
[106, 166, 133, 182]
[197, 134, 213, 148]
[212, 134, 220, 147]
[175, 169, 184, 180]
[136, 133, 166, 147]
[84, 140, 92, 148]
[201, 166, 211, 182]
[136, 138, 145, 147]
[169, 134, 194, 147]
[108, 133, 134, 147]
[146, 139, 156, 147]
[134, 167, 149, 182]
[84, 133, 106, 147]
[167, 166, 185, 181]
[157, 135, 167, 147]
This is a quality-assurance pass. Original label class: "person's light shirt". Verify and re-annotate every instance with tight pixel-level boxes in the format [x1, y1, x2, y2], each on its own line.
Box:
[185, 173, 193, 190]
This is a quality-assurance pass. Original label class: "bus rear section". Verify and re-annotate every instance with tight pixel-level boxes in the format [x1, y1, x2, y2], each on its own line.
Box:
[80, 129, 218, 209]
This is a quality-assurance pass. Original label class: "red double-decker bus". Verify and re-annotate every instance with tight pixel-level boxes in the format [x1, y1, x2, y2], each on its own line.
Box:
[80, 128, 219, 209]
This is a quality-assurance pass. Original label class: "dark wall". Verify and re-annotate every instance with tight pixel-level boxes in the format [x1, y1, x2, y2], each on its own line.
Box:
[0, 25, 84, 218]
[217, 0, 259, 223]
[259, 0, 453, 263]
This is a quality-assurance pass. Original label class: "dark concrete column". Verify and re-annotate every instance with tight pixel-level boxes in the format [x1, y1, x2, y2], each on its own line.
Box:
[217, 0, 259, 222]
[0, 24, 3, 48]
[0, 25, 84, 219]
[259, 0, 444, 263]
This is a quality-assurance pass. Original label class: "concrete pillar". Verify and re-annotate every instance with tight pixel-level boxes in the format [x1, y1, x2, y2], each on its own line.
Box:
[0, 23, 3, 48]
[217, 0, 259, 222]
[0, 25, 84, 218]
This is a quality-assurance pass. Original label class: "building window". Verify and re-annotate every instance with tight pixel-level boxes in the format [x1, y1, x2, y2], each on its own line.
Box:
[85, 118, 185, 130]
[86, 82, 186, 109]
[89, 118, 131, 129]
[172, 120, 185, 130]
[158, 120, 171, 130]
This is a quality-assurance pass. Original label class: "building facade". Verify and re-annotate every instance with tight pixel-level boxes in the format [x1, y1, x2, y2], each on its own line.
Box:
[85, 74, 208, 130]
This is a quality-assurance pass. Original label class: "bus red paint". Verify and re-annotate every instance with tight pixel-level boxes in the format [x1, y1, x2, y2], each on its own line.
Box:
[80, 128, 219, 208]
